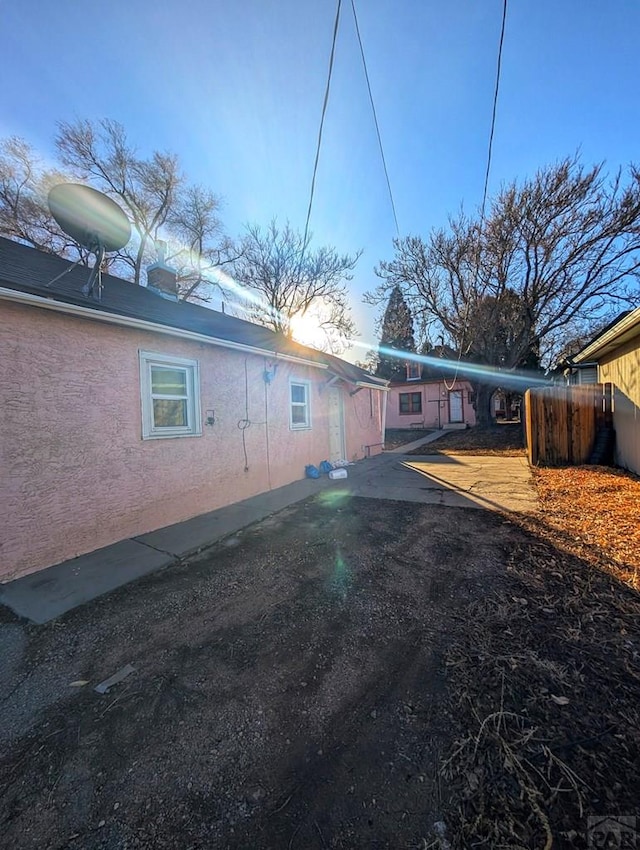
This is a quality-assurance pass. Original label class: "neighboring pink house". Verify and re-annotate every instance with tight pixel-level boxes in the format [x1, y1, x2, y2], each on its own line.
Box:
[0, 237, 388, 583]
[385, 360, 476, 430]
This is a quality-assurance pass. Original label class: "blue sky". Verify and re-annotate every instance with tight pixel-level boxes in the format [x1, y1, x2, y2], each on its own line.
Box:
[2, 0, 639, 359]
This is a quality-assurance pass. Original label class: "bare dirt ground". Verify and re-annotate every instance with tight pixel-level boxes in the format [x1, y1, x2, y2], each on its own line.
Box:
[384, 429, 434, 450]
[407, 422, 526, 456]
[1, 499, 508, 850]
[2, 439, 640, 849]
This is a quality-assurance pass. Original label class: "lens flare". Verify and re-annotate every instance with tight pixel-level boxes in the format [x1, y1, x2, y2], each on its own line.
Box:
[317, 489, 351, 508]
[350, 339, 550, 389]
[328, 548, 352, 600]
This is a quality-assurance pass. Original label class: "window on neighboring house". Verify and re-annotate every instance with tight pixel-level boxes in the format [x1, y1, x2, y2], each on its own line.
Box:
[399, 391, 422, 414]
[290, 380, 311, 429]
[140, 351, 201, 439]
[406, 361, 421, 380]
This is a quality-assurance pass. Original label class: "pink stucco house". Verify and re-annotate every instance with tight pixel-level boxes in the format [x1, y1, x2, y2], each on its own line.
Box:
[0, 237, 388, 583]
[385, 360, 476, 431]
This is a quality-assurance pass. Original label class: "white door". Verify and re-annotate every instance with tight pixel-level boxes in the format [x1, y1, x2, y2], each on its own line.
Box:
[449, 390, 464, 423]
[328, 387, 346, 462]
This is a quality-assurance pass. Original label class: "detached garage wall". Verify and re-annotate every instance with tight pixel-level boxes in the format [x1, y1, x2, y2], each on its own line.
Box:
[598, 339, 640, 475]
[1, 301, 347, 581]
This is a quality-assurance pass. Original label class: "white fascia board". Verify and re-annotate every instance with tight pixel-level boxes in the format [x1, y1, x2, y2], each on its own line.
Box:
[355, 380, 390, 392]
[324, 373, 389, 392]
[573, 307, 640, 362]
[0, 287, 329, 371]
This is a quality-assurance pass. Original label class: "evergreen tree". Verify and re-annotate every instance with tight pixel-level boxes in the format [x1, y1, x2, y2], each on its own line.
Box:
[376, 284, 416, 380]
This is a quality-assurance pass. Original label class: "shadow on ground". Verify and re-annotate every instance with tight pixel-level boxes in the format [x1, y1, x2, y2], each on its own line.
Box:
[1, 494, 639, 849]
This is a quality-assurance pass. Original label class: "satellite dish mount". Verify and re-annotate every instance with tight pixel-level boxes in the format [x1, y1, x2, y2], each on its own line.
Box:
[81, 238, 107, 299]
[48, 184, 131, 300]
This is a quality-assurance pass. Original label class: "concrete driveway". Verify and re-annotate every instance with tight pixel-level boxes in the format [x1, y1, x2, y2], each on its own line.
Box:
[345, 450, 537, 514]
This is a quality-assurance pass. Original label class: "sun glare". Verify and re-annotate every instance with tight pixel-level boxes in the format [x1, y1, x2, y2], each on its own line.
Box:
[290, 309, 327, 350]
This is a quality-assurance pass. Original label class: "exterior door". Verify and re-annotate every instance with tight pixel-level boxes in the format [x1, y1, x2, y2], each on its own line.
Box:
[328, 386, 346, 462]
[449, 390, 464, 423]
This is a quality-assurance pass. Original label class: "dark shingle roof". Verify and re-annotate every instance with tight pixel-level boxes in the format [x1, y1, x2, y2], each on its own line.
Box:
[387, 345, 463, 385]
[0, 237, 386, 388]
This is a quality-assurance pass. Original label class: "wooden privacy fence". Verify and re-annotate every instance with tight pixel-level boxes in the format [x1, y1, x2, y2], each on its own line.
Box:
[524, 384, 611, 467]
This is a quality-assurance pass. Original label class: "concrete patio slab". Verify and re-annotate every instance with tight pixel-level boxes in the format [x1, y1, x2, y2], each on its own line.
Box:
[0, 445, 537, 624]
[0, 475, 341, 624]
[347, 453, 537, 513]
[0, 540, 174, 625]
[134, 474, 338, 556]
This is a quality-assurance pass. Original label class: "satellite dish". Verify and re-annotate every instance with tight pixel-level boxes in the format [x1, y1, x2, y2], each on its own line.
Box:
[48, 183, 130, 252]
[48, 183, 131, 298]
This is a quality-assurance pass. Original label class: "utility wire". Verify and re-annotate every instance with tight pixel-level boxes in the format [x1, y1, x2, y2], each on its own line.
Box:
[481, 0, 508, 224]
[444, 0, 508, 392]
[238, 358, 251, 472]
[350, 0, 400, 237]
[302, 0, 342, 250]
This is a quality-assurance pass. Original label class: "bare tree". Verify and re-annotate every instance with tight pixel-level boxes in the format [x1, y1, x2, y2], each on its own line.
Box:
[0, 122, 232, 301]
[372, 156, 640, 424]
[354, 348, 380, 375]
[56, 119, 182, 286]
[230, 220, 360, 351]
[0, 137, 83, 257]
[165, 185, 241, 301]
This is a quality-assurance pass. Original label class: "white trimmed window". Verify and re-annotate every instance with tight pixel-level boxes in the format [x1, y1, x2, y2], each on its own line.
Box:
[289, 380, 311, 429]
[406, 361, 421, 380]
[139, 351, 201, 439]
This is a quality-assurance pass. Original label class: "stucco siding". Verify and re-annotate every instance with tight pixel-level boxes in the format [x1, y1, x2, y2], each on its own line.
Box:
[343, 386, 386, 458]
[598, 339, 640, 474]
[1, 301, 380, 581]
[385, 381, 476, 430]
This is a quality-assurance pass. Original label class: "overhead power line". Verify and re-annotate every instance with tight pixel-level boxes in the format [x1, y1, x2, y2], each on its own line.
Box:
[350, 0, 400, 237]
[444, 0, 508, 391]
[481, 0, 508, 223]
[302, 0, 342, 249]
[303, 0, 506, 291]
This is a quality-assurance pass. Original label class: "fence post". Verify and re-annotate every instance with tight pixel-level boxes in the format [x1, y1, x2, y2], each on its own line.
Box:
[524, 389, 536, 465]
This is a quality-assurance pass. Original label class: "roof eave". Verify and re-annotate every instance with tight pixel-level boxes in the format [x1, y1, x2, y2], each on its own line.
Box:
[0, 286, 329, 370]
[573, 307, 640, 362]
[355, 379, 390, 391]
